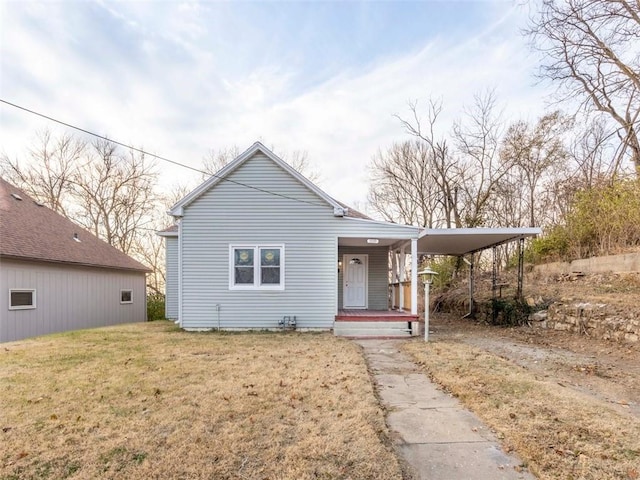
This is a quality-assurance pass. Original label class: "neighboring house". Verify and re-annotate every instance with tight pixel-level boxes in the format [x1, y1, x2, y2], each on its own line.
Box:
[159, 142, 423, 336]
[0, 177, 150, 342]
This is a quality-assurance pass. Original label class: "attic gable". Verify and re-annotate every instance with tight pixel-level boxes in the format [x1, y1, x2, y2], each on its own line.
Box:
[169, 142, 346, 217]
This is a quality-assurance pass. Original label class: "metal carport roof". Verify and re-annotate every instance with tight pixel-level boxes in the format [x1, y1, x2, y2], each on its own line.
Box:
[416, 227, 542, 255]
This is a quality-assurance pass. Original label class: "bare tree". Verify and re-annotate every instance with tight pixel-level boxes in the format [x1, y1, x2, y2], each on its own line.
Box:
[451, 90, 511, 227]
[0, 129, 84, 215]
[568, 116, 631, 187]
[394, 98, 462, 228]
[201, 145, 321, 183]
[130, 224, 166, 294]
[70, 139, 158, 255]
[383, 93, 509, 229]
[527, 0, 640, 174]
[500, 111, 571, 227]
[368, 140, 441, 227]
[201, 146, 242, 180]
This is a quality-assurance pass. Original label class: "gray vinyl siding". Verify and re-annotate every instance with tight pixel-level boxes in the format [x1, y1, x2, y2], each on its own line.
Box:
[0, 259, 146, 343]
[179, 153, 418, 330]
[338, 246, 389, 310]
[165, 236, 179, 319]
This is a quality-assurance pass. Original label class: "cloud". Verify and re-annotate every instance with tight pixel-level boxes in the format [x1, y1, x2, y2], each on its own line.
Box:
[0, 1, 553, 212]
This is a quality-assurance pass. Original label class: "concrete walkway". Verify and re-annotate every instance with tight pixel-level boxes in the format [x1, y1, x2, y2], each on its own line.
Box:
[356, 339, 536, 480]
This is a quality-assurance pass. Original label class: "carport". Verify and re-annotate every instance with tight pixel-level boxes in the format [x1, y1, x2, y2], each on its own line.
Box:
[418, 227, 542, 317]
[392, 227, 542, 318]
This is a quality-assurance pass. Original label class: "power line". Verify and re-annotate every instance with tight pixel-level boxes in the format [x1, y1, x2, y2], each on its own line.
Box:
[0, 98, 327, 208]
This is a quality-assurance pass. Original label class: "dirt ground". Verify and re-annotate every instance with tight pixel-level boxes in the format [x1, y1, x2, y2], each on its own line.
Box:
[428, 313, 640, 419]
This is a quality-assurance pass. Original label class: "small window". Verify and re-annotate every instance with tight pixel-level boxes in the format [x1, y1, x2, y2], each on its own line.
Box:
[230, 245, 284, 290]
[9, 289, 36, 310]
[120, 289, 133, 304]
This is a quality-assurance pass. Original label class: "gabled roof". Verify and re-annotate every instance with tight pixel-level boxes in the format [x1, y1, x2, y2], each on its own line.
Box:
[169, 141, 359, 218]
[0, 177, 150, 272]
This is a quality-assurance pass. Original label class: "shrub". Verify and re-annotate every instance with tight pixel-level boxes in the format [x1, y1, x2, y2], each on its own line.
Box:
[529, 179, 640, 262]
[147, 293, 166, 321]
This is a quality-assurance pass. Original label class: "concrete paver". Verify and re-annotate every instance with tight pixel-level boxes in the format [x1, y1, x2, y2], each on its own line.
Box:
[356, 339, 535, 480]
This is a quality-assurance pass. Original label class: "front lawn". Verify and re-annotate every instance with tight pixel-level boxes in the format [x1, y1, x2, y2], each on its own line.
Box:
[1, 322, 402, 479]
[404, 340, 640, 480]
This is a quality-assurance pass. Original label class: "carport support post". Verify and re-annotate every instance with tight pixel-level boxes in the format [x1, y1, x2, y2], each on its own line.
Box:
[410, 238, 418, 316]
[391, 249, 398, 309]
[516, 237, 524, 300]
[398, 246, 405, 312]
[492, 246, 498, 323]
[411, 239, 419, 336]
[468, 254, 475, 317]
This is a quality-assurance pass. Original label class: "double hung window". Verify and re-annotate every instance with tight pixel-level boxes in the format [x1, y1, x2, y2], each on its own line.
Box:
[230, 245, 284, 290]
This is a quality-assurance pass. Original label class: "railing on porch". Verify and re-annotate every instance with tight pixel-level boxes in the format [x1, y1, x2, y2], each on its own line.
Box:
[389, 281, 412, 310]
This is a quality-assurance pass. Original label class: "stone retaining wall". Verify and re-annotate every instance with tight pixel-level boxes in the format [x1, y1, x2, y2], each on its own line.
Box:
[533, 252, 640, 276]
[530, 302, 640, 343]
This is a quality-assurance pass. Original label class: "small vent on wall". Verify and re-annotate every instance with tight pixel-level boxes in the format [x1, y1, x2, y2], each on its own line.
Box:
[73, 233, 81, 243]
[11, 193, 22, 201]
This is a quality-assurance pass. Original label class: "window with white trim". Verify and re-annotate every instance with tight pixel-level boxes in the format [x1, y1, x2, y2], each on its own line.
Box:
[120, 289, 133, 304]
[230, 245, 284, 290]
[9, 289, 36, 310]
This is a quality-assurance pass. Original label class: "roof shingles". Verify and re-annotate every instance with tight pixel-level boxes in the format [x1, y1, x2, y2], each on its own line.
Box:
[0, 177, 150, 272]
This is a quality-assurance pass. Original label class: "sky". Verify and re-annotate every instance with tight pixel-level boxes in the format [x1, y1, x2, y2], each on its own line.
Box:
[0, 0, 553, 213]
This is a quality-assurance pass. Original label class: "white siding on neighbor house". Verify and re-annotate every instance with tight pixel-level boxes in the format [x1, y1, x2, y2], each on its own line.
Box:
[0, 259, 146, 343]
[338, 246, 389, 310]
[165, 236, 179, 319]
[179, 153, 418, 330]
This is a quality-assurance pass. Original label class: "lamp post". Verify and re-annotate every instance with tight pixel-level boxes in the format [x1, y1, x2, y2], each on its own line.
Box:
[418, 268, 438, 341]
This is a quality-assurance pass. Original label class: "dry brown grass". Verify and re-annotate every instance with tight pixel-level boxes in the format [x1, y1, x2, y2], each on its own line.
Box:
[0, 322, 402, 480]
[403, 340, 640, 480]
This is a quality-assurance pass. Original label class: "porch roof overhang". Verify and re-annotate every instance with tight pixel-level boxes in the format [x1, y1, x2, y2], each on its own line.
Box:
[416, 227, 542, 255]
[338, 237, 407, 247]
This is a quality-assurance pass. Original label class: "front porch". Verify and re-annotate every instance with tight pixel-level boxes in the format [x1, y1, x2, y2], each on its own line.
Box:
[334, 309, 420, 338]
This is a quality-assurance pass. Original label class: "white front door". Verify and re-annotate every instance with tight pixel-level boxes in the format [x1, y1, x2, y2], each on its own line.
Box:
[343, 254, 368, 309]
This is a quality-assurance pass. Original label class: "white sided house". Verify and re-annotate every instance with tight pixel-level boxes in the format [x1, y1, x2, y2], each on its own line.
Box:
[0, 178, 150, 342]
[159, 142, 425, 337]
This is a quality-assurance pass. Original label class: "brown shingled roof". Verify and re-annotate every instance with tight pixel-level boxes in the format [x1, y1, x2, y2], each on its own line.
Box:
[0, 177, 150, 272]
[336, 200, 372, 220]
[159, 224, 178, 233]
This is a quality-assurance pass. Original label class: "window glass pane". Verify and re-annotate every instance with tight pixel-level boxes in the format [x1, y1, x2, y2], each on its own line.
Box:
[260, 248, 280, 266]
[11, 291, 33, 307]
[234, 249, 254, 266]
[235, 266, 254, 284]
[261, 267, 280, 284]
[121, 290, 132, 303]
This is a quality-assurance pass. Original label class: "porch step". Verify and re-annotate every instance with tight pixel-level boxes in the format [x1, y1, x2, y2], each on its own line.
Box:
[335, 314, 419, 322]
[334, 320, 416, 338]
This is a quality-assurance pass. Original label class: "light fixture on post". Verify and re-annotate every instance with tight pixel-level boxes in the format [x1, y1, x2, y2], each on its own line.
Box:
[417, 268, 438, 342]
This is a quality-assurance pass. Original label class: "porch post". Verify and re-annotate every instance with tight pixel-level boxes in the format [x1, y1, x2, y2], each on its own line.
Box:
[411, 238, 418, 316]
[398, 246, 405, 312]
[390, 249, 397, 309]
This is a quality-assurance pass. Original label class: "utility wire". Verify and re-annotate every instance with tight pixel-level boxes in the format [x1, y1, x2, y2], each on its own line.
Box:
[0, 98, 328, 208]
